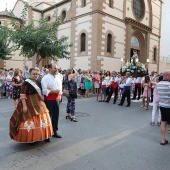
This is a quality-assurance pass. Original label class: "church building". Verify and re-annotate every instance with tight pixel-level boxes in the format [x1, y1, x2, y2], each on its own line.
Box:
[0, 0, 163, 72]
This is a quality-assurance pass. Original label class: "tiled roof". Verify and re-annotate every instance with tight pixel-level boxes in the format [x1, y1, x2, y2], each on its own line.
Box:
[0, 9, 11, 16]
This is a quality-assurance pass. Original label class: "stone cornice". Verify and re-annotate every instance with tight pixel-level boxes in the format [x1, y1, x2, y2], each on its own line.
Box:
[32, 0, 71, 13]
[125, 17, 152, 32]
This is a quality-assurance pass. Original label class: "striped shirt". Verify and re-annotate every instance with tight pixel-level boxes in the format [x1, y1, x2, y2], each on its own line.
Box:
[157, 81, 170, 108]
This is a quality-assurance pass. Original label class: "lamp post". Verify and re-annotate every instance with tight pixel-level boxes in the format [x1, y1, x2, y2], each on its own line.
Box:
[120, 58, 123, 75]
[146, 58, 150, 74]
[120, 58, 123, 68]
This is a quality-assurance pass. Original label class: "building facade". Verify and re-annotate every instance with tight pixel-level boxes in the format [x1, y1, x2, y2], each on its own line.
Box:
[0, 0, 163, 72]
[159, 0, 170, 72]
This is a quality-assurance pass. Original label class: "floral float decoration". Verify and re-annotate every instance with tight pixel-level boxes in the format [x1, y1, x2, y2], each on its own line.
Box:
[120, 61, 148, 77]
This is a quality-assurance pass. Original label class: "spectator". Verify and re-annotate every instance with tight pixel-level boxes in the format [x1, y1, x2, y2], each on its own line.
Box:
[0, 69, 6, 99]
[157, 71, 170, 145]
[12, 69, 22, 108]
[6, 70, 13, 99]
[84, 71, 92, 98]
[141, 75, 151, 110]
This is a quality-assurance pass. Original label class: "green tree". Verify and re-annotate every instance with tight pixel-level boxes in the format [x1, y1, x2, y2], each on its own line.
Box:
[10, 4, 72, 66]
[0, 25, 14, 60]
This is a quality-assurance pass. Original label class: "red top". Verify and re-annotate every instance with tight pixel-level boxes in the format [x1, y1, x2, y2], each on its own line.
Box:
[101, 85, 106, 89]
[44, 94, 60, 100]
[94, 74, 100, 83]
[112, 82, 118, 88]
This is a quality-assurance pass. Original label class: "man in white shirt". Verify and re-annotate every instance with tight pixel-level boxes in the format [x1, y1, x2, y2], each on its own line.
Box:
[106, 71, 119, 104]
[118, 72, 132, 107]
[41, 63, 62, 139]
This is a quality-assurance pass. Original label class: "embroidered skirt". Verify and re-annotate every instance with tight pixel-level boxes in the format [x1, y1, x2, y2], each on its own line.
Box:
[13, 113, 53, 143]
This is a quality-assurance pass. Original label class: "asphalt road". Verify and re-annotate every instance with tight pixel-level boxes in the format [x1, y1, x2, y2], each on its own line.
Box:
[0, 96, 170, 170]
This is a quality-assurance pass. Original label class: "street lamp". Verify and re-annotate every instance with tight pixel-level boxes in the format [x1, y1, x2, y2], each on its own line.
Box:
[120, 58, 123, 68]
[146, 58, 150, 74]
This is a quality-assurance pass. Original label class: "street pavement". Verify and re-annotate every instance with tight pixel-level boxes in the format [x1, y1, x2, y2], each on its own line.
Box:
[0, 96, 170, 170]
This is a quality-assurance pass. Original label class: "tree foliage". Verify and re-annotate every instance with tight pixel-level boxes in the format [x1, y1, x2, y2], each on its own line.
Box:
[10, 4, 72, 66]
[0, 25, 14, 60]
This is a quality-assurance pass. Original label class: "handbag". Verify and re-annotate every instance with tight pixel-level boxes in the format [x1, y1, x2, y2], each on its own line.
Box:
[69, 90, 77, 99]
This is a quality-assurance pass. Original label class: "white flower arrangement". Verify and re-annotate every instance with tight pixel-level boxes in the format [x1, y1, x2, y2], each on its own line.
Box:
[122, 61, 147, 76]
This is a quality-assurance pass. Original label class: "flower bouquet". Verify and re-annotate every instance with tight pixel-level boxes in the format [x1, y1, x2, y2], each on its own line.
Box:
[121, 61, 148, 77]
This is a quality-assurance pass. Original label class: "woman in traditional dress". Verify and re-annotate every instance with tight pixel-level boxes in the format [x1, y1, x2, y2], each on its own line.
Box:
[0, 69, 6, 99]
[10, 68, 53, 144]
[6, 70, 13, 99]
[12, 69, 22, 108]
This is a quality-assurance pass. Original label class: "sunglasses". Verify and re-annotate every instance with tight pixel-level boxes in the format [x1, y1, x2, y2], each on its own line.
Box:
[33, 73, 38, 75]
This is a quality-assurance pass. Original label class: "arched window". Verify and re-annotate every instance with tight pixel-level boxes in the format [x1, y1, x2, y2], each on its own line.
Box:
[133, 0, 145, 19]
[153, 47, 157, 62]
[47, 15, 51, 22]
[61, 10, 66, 23]
[109, 0, 113, 8]
[131, 36, 140, 47]
[107, 34, 112, 53]
[82, 0, 86, 7]
[81, 33, 86, 52]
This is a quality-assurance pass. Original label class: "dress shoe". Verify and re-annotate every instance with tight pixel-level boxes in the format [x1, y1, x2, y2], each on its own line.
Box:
[126, 105, 130, 107]
[132, 98, 136, 100]
[53, 133, 62, 138]
[105, 101, 109, 103]
[118, 104, 123, 106]
[44, 138, 50, 142]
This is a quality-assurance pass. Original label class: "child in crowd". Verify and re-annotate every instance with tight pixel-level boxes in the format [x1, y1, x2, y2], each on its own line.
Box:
[118, 76, 125, 99]
[99, 76, 106, 102]
[141, 75, 151, 110]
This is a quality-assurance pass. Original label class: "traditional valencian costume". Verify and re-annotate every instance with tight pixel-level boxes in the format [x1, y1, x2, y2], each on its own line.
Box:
[9, 79, 53, 143]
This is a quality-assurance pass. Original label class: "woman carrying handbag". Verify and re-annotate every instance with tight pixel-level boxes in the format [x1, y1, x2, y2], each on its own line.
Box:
[65, 68, 78, 122]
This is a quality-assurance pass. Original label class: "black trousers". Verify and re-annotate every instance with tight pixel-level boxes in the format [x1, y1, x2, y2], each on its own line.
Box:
[120, 90, 131, 106]
[106, 87, 110, 97]
[106, 86, 118, 103]
[113, 86, 118, 103]
[133, 85, 141, 99]
[151, 88, 154, 102]
[106, 86, 113, 102]
[44, 100, 59, 133]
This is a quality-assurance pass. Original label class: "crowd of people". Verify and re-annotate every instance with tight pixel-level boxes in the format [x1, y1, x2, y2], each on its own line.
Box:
[0, 66, 170, 145]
